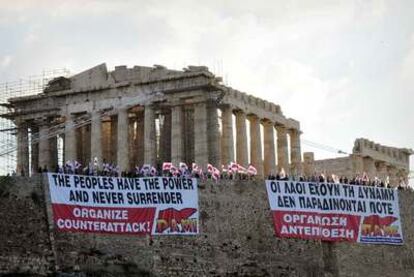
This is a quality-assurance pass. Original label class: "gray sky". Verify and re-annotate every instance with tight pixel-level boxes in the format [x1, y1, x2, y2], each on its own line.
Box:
[0, 0, 413, 177]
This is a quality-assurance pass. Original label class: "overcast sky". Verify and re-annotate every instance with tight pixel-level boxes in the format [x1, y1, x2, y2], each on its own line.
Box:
[0, 0, 413, 177]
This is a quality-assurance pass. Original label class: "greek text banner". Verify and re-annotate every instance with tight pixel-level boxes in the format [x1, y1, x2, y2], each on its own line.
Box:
[265, 180, 403, 245]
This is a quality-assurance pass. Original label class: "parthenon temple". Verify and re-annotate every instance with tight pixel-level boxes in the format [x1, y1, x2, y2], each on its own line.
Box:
[3, 63, 302, 177]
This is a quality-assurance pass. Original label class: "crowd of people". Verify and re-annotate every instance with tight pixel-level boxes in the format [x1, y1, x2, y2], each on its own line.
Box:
[22, 158, 410, 190]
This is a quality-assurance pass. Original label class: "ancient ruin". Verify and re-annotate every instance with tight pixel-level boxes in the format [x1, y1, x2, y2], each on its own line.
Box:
[303, 138, 413, 186]
[3, 63, 302, 177]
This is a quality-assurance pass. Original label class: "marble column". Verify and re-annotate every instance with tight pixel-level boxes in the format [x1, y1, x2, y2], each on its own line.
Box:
[376, 162, 388, 182]
[276, 125, 289, 174]
[235, 110, 248, 166]
[387, 166, 399, 188]
[144, 105, 156, 165]
[101, 118, 111, 163]
[221, 105, 234, 165]
[30, 126, 39, 174]
[16, 121, 29, 176]
[207, 103, 221, 168]
[193, 102, 208, 169]
[38, 120, 50, 171]
[289, 129, 302, 176]
[110, 116, 117, 163]
[90, 111, 102, 167]
[117, 108, 129, 173]
[49, 133, 58, 171]
[263, 120, 276, 176]
[64, 114, 77, 162]
[135, 111, 145, 166]
[171, 105, 184, 165]
[159, 110, 172, 163]
[303, 152, 315, 177]
[248, 115, 263, 177]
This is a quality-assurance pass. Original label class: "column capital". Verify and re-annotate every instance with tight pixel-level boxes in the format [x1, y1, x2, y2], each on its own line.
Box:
[246, 113, 259, 121]
[261, 119, 274, 127]
[219, 103, 234, 111]
[288, 128, 302, 136]
[233, 109, 245, 116]
[275, 124, 287, 131]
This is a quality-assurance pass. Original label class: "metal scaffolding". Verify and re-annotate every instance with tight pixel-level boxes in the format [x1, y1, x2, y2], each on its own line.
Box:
[0, 69, 70, 175]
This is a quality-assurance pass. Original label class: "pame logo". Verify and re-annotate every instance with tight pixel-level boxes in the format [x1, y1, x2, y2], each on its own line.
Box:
[361, 215, 400, 238]
[155, 208, 198, 234]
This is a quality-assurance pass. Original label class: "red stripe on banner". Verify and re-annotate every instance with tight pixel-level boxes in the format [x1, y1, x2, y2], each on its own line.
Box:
[272, 211, 361, 242]
[52, 204, 156, 235]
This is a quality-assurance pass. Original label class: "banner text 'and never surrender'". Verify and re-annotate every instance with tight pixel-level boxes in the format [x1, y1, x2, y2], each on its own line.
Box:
[50, 174, 195, 206]
[48, 174, 199, 236]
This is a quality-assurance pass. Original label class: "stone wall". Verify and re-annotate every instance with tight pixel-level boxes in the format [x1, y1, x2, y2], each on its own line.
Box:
[311, 157, 354, 178]
[1, 176, 414, 276]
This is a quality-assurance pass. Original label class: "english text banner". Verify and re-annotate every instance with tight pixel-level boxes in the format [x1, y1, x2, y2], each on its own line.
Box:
[48, 173, 199, 236]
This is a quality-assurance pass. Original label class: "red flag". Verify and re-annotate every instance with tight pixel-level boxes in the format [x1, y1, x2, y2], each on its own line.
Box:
[162, 162, 172, 171]
[247, 164, 257, 176]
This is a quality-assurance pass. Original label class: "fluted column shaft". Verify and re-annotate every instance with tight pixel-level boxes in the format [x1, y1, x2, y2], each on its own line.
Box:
[221, 105, 234, 165]
[171, 105, 184, 165]
[235, 111, 248, 166]
[64, 115, 77, 162]
[249, 115, 263, 177]
[377, 162, 388, 182]
[289, 129, 302, 176]
[193, 102, 208, 169]
[117, 108, 129, 172]
[38, 121, 51, 170]
[263, 121, 276, 176]
[276, 125, 289, 174]
[144, 105, 156, 165]
[91, 111, 103, 167]
[207, 103, 221, 168]
[16, 121, 29, 176]
[30, 126, 39, 174]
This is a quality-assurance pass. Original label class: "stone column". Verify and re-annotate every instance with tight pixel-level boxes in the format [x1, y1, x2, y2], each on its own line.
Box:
[248, 115, 263, 177]
[38, 120, 51, 171]
[387, 166, 399, 188]
[193, 102, 208, 169]
[110, 116, 118, 163]
[101, 118, 111, 163]
[289, 129, 302, 176]
[30, 126, 39, 174]
[376, 162, 388, 182]
[303, 152, 315, 177]
[171, 105, 184, 165]
[221, 105, 234, 165]
[159, 110, 172, 164]
[235, 110, 248, 166]
[144, 105, 156, 165]
[263, 120, 276, 176]
[136, 111, 145, 166]
[117, 108, 129, 173]
[49, 133, 58, 171]
[16, 121, 29, 176]
[90, 111, 103, 167]
[276, 125, 289, 174]
[64, 114, 77, 162]
[207, 103, 221, 168]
